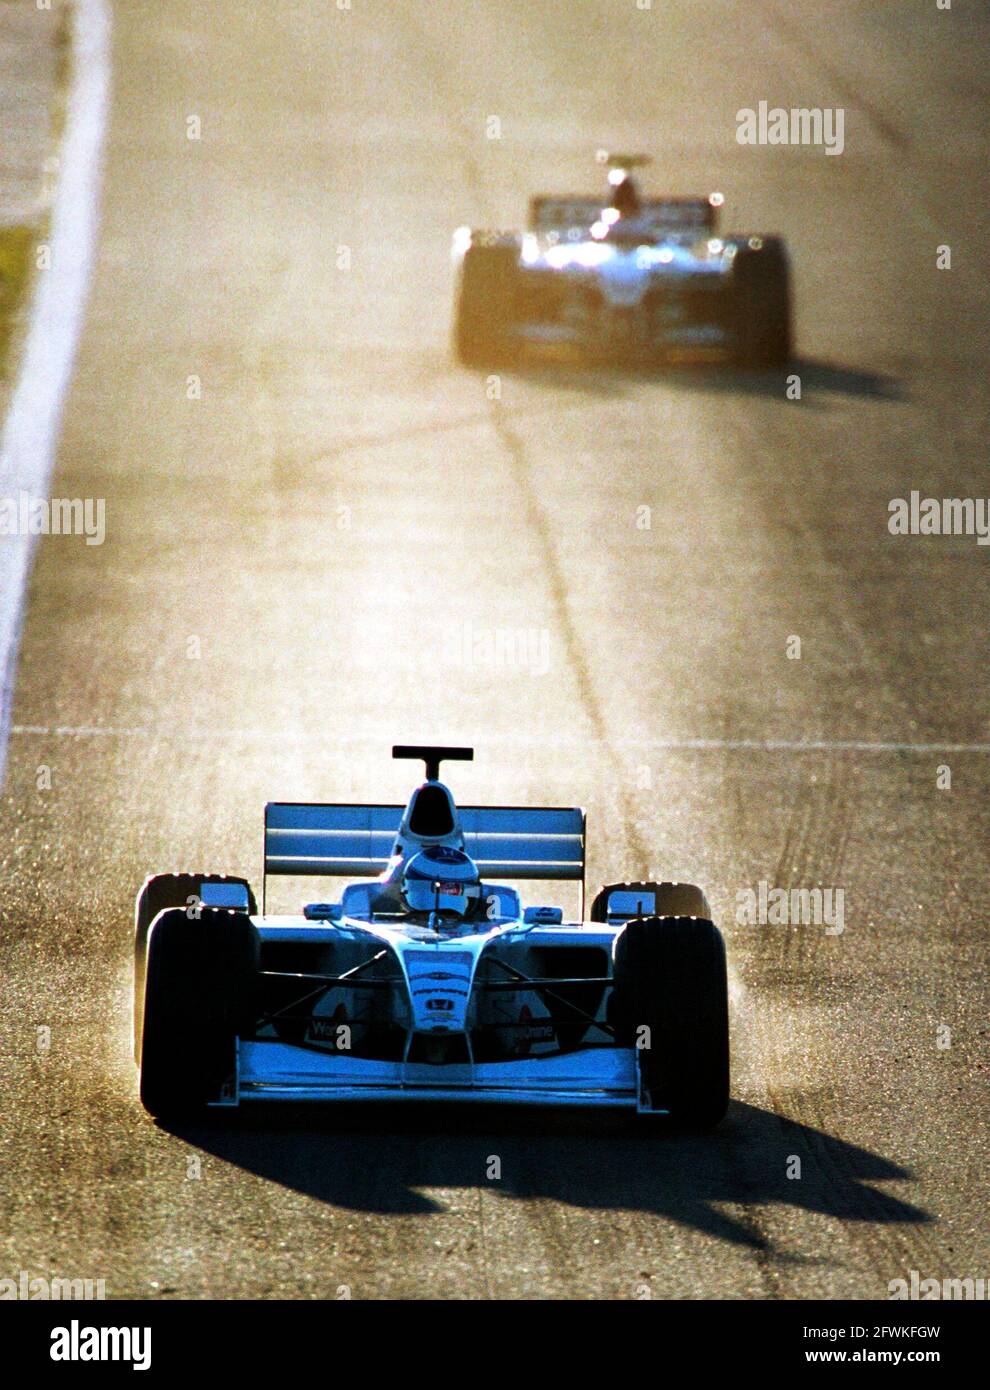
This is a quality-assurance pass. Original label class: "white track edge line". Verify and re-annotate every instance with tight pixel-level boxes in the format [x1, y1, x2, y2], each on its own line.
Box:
[0, 0, 112, 789]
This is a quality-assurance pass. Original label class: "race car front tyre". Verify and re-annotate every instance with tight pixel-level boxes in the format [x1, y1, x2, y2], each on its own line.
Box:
[732, 238, 792, 368]
[612, 915, 730, 1127]
[133, 872, 256, 1060]
[453, 237, 520, 368]
[139, 907, 260, 1120]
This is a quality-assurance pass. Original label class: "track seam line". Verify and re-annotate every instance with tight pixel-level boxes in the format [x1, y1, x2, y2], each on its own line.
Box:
[9, 725, 990, 754]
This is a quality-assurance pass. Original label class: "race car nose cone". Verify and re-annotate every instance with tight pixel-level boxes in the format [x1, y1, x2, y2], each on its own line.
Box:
[600, 254, 647, 306]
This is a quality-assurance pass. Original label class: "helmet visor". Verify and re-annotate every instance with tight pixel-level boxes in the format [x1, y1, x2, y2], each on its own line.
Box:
[404, 876, 478, 918]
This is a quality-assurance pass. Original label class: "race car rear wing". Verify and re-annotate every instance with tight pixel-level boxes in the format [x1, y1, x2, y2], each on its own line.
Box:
[263, 802, 586, 912]
[529, 195, 720, 233]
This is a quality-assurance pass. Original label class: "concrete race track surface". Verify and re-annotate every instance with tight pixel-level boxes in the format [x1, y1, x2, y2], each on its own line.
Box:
[0, 1, 988, 1298]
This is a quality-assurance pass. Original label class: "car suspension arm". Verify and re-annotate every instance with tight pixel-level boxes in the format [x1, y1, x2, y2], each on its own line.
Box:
[480, 957, 616, 1039]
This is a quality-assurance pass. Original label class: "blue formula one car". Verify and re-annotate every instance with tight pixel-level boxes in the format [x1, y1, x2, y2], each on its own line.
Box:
[133, 746, 729, 1127]
[452, 152, 792, 368]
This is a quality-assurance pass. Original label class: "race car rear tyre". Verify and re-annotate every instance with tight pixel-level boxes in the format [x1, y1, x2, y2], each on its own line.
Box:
[612, 915, 729, 1127]
[139, 907, 260, 1120]
[133, 872, 256, 1060]
[453, 237, 520, 368]
[732, 238, 792, 367]
[590, 880, 711, 923]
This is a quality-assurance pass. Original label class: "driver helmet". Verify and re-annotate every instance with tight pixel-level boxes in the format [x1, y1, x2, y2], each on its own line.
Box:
[401, 846, 482, 920]
[609, 173, 641, 218]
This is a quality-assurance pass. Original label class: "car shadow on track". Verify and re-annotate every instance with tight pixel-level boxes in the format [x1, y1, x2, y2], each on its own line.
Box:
[501, 356, 905, 405]
[164, 1099, 929, 1248]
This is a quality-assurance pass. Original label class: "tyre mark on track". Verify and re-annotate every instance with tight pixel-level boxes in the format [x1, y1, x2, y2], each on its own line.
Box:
[398, 0, 651, 868]
[770, 753, 852, 973]
[489, 400, 649, 867]
[719, 397, 944, 1282]
[758, 0, 910, 154]
[758, 769, 942, 1284]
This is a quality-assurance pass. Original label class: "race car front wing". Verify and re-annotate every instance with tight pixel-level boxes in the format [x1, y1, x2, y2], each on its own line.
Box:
[217, 1039, 663, 1112]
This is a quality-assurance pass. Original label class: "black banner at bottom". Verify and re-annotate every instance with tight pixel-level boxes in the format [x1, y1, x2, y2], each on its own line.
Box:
[2, 1296, 980, 1375]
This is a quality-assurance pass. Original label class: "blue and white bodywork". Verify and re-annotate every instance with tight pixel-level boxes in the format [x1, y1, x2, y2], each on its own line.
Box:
[452, 153, 792, 368]
[135, 746, 731, 1126]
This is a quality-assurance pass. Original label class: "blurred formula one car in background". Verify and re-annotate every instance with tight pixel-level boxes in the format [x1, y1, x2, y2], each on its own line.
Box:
[452, 151, 792, 368]
[133, 745, 730, 1127]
